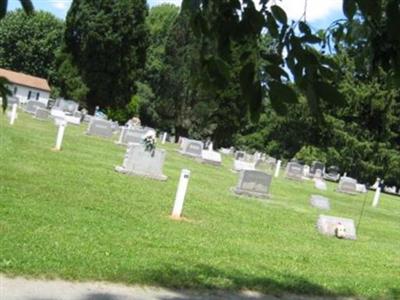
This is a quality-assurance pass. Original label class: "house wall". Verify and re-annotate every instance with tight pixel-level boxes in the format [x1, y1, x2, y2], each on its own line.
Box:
[8, 83, 50, 106]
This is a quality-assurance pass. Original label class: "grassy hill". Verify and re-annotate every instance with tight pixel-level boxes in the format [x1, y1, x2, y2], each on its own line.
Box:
[1, 111, 399, 299]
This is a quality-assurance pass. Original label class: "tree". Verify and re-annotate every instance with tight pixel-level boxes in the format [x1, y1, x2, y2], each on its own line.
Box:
[0, 0, 33, 111]
[63, 0, 149, 113]
[0, 10, 63, 79]
[182, 0, 400, 120]
[136, 4, 179, 127]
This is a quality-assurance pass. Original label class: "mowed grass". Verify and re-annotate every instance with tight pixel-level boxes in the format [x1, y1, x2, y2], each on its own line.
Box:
[0, 111, 399, 299]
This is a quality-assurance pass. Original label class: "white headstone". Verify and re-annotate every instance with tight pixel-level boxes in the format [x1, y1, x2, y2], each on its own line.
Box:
[201, 150, 222, 166]
[274, 160, 282, 178]
[233, 160, 256, 172]
[317, 215, 356, 240]
[337, 177, 357, 194]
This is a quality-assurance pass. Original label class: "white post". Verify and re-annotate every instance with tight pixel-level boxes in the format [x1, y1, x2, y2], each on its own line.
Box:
[208, 142, 213, 151]
[171, 169, 191, 219]
[9, 103, 17, 125]
[372, 187, 381, 207]
[54, 120, 67, 151]
[274, 160, 282, 178]
[162, 132, 167, 144]
[118, 126, 126, 144]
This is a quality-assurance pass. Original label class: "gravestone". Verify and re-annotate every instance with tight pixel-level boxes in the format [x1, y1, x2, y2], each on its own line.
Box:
[64, 115, 81, 125]
[324, 166, 340, 182]
[219, 147, 232, 155]
[310, 161, 325, 177]
[310, 195, 330, 210]
[255, 159, 274, 172]
[337, 177, 357, 194]
[110, 121, 119, 132]
[303, 165, 310, 177]
[6, 96, 19, 107]
[233, 170, 272, 198]
[317, 215, 357, 240]
[201, 150, 222, 166]
[83, 114, 92, 123]
[115, 144, 167, 181]
[180, 140, 203, 158]
[286, 162, 304, 181]
[233, 160, 256, 171]
[315, 179, 327, 191]
[118, 127, 147, 145]
[34, 108, 49, 120]
[74, 111, 82, 120]
[235, 151, 246, 161]
[87, 118, 113, 138]
[53, 98, 79, 115]
[25, 101, 46, 114]
[356, 184, 367, 193]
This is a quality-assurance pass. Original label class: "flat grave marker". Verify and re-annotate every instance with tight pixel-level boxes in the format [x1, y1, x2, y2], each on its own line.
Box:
[317, 215, 357, 240]
[310, 195, 330, 210]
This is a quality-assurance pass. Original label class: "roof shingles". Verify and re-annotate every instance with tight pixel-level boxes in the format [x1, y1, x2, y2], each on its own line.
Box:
[0, 68, 50, 92]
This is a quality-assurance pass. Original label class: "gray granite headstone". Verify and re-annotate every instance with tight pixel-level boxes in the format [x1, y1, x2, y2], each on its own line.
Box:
[310, 195, 330, 210]
[87, 118, 113, 138]
[83, 114, 92, 123]
[120, 128, 146, 145]
[115, 144, 167, 181]
[337, 177, 357, 194]
[180, 140, 203, 157]
[34, 108, 49, 120]
[233, 170, 272, 198]
[25, 101, 46, 114]
[317, 215, 356, 240]
[53, 99, 79, 115]
[286, 162, 304, 181]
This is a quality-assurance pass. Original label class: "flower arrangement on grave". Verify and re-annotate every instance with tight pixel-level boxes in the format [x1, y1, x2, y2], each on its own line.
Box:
[143, 131, 156, 156]
[335, 222, 346, 239]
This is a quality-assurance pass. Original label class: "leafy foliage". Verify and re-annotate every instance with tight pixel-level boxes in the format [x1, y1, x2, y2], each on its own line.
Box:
[63, 0, 149, 113]
[0, 10, 63, 79]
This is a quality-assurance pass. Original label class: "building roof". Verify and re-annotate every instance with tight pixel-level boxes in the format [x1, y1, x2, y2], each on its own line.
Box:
[0, 68, 51, 92]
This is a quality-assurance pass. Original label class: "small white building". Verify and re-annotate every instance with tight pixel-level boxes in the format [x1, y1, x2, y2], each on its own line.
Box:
[0, 68, 51, 106]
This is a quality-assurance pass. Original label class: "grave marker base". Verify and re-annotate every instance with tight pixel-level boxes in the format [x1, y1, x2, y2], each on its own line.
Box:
[115, 165, 167, 181]
[231, 187, 270, 199]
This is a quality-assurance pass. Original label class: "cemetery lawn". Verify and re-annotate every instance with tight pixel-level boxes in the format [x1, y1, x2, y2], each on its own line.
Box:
[1, 112, 400, 300]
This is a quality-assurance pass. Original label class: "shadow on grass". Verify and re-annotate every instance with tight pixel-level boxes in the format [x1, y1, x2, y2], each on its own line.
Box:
[119, 263, 356, 299]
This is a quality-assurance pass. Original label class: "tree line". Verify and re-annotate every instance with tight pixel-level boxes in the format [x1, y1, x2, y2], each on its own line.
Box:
[0, 0, 399, 187]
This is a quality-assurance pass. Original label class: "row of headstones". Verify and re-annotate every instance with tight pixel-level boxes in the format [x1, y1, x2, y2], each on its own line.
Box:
[230, 168, 357, 240]
[5, 103, 363, 240]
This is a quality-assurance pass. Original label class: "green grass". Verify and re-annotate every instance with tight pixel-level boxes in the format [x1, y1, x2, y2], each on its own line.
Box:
[1, 111, 399, 299]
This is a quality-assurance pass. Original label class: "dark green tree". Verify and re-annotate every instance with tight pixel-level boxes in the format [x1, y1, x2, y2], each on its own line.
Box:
[64, 0, 149, 113]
